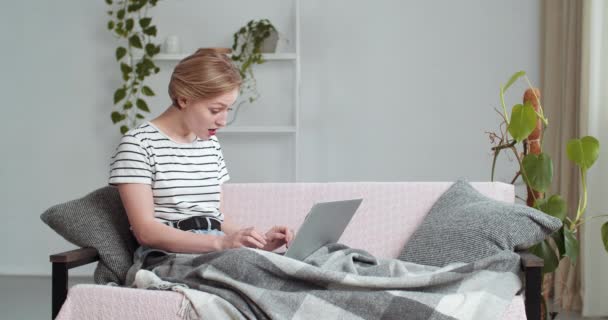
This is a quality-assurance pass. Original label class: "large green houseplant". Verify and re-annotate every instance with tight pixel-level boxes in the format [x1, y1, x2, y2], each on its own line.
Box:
[106, 0, 162, 134]
[228, 19, 278, 124]
[487, 70, 608, 317]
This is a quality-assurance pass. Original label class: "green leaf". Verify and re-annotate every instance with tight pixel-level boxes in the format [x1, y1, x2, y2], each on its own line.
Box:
[564, 228, 579, 264]
[120, 63, 132, 74]
[567, 136, 600, 169]
[503, 71, 526, 92]
[125, 18, 134, 31]
[105, 0, 112, 4]
[129, 35, 143, 49]
[115, 47, 127, 61]
[602, 221, 608, 253]
[141, 86, 155, 96]
[113, 88, 126, 104]
[123, 101, 133, 110]
[117, 9, 125, 20]
[508, 103, 537, 142]
[530, 239, 559, 274]
[111, 111, 125, 124]
[139, 17, 152, 28]
[136, 99, 150, 112]
[143, 26, 157, 36]
[522, 153, 553, 192]
[107, 21, 114, 30]
[136, 113, 145, 119]
[120, 125, 129, 134]
[552, 227, 566, 258]
[535, 194, 566, 221]
[145, 43, 156, 56]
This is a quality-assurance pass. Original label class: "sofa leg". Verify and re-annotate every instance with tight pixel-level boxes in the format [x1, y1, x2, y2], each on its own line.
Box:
[525, 266, 542, 320]
[52, 263, 68, 319]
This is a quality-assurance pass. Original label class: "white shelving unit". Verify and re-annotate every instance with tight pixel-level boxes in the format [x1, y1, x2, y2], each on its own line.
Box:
[137, 53, 297, 61]
[138, 0, 301, 182]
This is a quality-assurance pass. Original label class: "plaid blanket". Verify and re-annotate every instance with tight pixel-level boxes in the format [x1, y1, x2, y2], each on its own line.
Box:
[130, 244, 522, 320]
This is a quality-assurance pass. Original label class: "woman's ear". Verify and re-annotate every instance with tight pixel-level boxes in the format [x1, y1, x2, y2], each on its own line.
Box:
[177, 97, 188, 109]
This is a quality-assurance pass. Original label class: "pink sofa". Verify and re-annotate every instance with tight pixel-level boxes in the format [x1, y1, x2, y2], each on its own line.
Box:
[50, 182, 541, 319]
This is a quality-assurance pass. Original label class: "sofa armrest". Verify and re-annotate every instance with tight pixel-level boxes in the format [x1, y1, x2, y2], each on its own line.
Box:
[50, 247, 99, 319]
[516, 250, 543, 320]
[50, 247, 99, 267]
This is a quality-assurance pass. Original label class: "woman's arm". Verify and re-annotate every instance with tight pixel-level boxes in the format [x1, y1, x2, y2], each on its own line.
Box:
[118, 183, 267, 252]
[118, 183, 224, 253]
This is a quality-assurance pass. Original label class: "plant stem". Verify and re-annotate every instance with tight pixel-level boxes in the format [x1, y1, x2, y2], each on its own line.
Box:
[491, 148, 500, 182]
[575, 168, 588, 225]
[500, 86, 509, 125]
[510, 171, 521, 185]
[510, 145, 537, 204]
[491, 139, 517, 151]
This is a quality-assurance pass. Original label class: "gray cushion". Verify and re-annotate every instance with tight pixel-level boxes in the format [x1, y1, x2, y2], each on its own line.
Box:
[41, 186, 138, 285]
[398, 180, 562, 267]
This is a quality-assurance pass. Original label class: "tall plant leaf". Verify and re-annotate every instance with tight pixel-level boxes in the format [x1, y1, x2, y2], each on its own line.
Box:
[602, 221, 608, 253]
[552, 227, 566, 258]
[535, 194, 566, 221]
[522, 153, 553, 192]
[530, 239, 559, 274]
[503, 70, 526, 92]
[567, 136, 600, 169]
[564, 228, 579, 265]
[508, 103, 537, 142]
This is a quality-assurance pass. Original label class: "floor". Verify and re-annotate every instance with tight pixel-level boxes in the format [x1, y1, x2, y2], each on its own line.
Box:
[0, 275, 605, 319]
[1, 275, 93, 320]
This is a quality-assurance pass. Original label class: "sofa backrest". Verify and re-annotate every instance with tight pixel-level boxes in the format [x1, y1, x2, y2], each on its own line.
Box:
[222, 182, 514, 259]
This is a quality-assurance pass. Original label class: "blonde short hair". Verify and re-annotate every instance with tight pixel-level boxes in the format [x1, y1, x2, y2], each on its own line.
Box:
[168, 48, 242, 107]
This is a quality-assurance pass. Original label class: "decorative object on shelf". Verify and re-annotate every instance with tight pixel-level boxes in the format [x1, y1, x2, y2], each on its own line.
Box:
[106, 0, 162, 134]
[163, 35, 181, 54]
[486, 70, 608, 318]
[228, 19, 279, 125]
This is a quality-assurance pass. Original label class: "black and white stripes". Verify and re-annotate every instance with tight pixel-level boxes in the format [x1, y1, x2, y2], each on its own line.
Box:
[108, 122, 229, 222]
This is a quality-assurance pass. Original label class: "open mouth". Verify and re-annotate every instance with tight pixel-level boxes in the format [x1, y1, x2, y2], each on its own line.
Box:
[208, 129, 217, 135]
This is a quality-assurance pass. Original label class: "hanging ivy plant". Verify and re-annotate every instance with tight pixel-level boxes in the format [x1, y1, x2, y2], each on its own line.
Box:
[229, 19, 277, 124]
[106, 0, 162, 134]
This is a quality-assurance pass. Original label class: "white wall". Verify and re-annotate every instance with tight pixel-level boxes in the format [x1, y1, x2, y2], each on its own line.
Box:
[0, 0, 541, 275]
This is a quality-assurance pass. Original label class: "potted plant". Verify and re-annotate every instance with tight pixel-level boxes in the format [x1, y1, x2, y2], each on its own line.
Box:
[487, 70, 608, 318]
[106, 0, 162, 134]
[228, 19, 280, 124]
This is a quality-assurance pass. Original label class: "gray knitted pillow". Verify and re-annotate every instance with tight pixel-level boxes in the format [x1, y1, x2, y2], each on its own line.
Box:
[41, 186, 138, 285]
[398, 180, 562, 267]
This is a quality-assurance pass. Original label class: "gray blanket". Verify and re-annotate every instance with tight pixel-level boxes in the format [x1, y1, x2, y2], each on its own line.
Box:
[128, 244, 522, 320]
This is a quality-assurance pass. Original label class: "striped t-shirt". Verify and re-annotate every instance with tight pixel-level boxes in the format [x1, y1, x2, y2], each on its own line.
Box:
[108, 122, 230, 223]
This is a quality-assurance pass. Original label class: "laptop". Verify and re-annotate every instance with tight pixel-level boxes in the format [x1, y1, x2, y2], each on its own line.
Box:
[282, 198, 363, 261]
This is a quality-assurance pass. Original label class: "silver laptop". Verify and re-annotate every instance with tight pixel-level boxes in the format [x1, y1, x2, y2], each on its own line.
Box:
[283, 199, 363, 260]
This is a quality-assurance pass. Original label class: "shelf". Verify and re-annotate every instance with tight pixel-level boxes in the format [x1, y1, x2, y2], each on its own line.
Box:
[134, 53, 297, 61]
[217, 126, 297, 134]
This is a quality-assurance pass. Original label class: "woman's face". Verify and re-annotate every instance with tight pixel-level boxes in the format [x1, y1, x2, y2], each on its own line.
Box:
[180, 88, 238, 140]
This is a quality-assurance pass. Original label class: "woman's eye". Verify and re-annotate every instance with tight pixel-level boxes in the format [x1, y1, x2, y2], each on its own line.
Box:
[228, 108, 233, 112]
[210, 110, 220, 114]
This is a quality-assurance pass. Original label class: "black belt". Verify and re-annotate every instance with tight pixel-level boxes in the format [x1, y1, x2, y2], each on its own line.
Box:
[164, 216, 222, 231]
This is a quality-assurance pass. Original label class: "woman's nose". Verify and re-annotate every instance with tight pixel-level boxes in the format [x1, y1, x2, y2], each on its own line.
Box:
[216, 113, 227, 127]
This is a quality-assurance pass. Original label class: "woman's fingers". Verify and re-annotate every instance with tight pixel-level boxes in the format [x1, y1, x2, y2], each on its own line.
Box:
[267, 233, 286, 241]
[244, 235, 265, 249]
[242, 228, 267, 246]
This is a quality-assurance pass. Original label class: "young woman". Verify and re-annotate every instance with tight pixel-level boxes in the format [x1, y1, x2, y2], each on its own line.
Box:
[109, 48, 293, 254]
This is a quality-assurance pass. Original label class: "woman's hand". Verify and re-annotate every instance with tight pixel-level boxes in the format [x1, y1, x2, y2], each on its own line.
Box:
[219, 227, 267, 250]
[262, 226, 295, 252]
